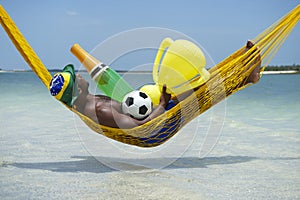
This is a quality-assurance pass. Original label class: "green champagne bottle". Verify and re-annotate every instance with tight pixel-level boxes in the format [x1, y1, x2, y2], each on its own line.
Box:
[70, 44, 133, 102]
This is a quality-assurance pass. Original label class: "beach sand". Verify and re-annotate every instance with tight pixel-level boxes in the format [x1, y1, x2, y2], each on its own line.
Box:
[1, 98, 299, 199]
[0, 73, 299, 199]
[262, 70, 298, 74]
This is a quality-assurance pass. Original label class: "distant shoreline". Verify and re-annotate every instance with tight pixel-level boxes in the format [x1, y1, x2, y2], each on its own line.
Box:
[2, 64, 300, 74]
[1, 69, 299, 75]
[262, 70, 299, 75]
[0, 69, 152, 74]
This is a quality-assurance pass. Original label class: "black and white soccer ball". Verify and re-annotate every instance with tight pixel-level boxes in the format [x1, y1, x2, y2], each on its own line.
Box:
[122, 90, 153, 119]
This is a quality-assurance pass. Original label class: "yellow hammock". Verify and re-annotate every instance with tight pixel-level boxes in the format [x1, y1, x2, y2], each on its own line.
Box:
[1, 5, 299, 147]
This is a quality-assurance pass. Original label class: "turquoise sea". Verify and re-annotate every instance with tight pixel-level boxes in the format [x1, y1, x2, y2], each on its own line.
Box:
[0, 72, 299, 199]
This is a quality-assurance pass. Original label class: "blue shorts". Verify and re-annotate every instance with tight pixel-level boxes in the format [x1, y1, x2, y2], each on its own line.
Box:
[165, 100, 176, 111]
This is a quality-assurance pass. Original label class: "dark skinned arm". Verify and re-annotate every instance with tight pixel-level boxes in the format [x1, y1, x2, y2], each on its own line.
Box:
[96, 85, 171, 129]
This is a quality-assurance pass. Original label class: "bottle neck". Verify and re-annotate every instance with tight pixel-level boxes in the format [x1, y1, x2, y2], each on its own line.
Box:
[90, 63, 109, 81]
[70, 43, 101, 73]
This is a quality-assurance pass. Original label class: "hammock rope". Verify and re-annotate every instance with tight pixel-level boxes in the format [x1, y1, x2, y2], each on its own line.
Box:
[1, 4, 299, 147]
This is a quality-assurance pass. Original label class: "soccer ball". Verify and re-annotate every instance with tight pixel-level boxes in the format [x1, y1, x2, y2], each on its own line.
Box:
[122, 90, 153, 119]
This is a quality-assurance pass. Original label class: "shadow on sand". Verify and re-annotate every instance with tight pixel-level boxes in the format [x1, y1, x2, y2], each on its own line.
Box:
[4, 155, 299, 173]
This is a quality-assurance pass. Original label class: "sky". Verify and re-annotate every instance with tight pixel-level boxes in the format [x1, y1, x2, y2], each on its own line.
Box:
[0, 0, 299, 70]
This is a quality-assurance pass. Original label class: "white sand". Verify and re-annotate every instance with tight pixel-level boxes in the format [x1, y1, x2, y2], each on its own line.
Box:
[0, 97, 299, 199]
[262, 70, 298, 74]
[0, 73, 299, 199]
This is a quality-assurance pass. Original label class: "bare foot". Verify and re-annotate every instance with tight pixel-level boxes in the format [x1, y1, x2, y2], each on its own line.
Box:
[244, 40, 261, 84]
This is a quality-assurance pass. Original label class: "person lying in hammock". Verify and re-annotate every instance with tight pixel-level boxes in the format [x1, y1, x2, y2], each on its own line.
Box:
[50, 64, 172, 129]
[49, 40, 261, 129]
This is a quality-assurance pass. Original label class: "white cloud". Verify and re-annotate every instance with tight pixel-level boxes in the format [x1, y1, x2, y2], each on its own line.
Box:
[66, 11, 78, 16]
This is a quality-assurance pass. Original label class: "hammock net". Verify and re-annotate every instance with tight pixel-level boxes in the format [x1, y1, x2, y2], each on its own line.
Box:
[1, 4, 299, 147]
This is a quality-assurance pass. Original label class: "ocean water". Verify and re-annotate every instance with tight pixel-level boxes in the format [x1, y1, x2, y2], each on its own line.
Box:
[0, 72, 299, 199]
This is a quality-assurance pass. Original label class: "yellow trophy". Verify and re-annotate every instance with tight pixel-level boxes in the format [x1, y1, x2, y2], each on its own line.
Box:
[141, 38, 210, 106]
[153, 38, 210, 94]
